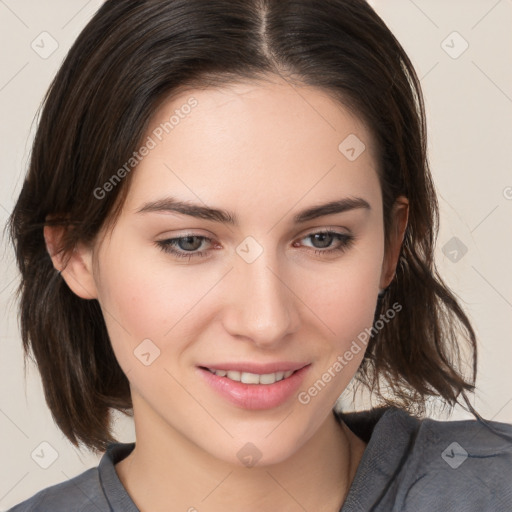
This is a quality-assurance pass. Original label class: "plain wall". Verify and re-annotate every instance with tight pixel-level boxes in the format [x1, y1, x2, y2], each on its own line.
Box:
[0, 0, 511, 508]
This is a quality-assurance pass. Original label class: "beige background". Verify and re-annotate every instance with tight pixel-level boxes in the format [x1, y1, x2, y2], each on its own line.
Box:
[0, 0, 511, 508]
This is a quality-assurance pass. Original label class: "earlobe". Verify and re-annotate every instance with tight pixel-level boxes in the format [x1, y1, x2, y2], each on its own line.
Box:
[43, 225, 98, 300]
[379, 196, 409, 290]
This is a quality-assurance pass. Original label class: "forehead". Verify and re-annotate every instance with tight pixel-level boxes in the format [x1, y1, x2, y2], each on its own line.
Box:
[121, 77, 380, 220]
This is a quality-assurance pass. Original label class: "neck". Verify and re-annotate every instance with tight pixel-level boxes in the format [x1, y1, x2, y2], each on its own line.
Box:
[115, 401, 366, 512]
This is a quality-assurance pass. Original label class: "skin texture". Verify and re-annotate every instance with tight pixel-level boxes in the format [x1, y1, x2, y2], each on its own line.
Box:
[45, 75, 408, 512]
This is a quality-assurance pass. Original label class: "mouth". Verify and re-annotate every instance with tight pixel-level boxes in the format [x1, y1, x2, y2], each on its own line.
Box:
[197, 363, 311, 410]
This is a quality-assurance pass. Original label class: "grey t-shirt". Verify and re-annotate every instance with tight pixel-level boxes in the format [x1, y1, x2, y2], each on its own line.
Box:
[8, 406, 512, 511]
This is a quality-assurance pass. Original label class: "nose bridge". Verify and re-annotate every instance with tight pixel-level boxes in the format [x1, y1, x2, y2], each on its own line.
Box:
[224, 243, 299, 345]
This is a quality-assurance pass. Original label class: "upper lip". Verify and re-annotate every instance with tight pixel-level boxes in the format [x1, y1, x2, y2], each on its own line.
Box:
[199, 362, 310, 374]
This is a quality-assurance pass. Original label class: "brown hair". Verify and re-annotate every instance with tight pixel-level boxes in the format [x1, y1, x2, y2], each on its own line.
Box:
[7, 0, 480, 453]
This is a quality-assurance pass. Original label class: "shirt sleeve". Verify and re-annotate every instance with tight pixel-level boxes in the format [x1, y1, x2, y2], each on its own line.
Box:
[399, 416, 512, 511]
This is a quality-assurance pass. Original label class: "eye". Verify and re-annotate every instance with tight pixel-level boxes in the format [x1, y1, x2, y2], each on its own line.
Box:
[297, 230, 355, 256]
[156, 235, 213, 260]
[155, 230, 355, 261]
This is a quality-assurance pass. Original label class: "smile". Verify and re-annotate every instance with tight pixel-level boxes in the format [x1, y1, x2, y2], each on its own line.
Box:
[198, 364, 311, 410]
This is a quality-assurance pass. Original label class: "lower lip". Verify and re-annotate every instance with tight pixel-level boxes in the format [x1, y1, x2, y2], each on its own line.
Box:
[197, 365, 311, 410]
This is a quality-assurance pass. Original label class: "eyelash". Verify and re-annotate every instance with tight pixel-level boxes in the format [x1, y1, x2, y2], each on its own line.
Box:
[155, 230, 355, 260]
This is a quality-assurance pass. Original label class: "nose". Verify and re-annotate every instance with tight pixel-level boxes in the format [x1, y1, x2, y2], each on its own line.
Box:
[221, 249, 300, 348]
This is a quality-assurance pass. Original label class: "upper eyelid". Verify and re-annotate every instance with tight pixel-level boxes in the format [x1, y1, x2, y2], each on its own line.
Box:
[162, 226, 351, 241]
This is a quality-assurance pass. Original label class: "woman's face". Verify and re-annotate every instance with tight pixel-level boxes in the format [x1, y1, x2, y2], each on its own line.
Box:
[61, 76, 407, 466]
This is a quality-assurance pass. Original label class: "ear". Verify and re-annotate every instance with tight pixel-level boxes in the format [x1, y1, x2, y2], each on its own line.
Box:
[43, 224, 98, 300]
[379, 196, 409, 290]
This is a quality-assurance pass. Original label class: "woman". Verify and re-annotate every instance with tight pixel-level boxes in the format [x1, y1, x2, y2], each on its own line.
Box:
[7, 0, 512, 510]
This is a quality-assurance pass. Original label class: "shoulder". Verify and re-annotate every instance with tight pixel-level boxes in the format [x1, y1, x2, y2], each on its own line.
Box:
[340, 406, 512, 511]
[8, 466, 109, 512]
[396, 409, 512, 510]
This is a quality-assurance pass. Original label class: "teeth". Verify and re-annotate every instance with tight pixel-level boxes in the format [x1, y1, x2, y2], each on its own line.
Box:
[226, 370, 241, 381]
[209, 368, 294, 384]
[241, 372, 260, 384]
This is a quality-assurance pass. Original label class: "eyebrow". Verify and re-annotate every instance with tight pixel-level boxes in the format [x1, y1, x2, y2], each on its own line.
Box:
[135, 196, 371, 225]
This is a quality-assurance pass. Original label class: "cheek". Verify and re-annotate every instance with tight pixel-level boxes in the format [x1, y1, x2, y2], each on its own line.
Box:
[94, 244, 221, 370]
[298, 247, 383, 341]
[310, 282, 377, 383]
[297, 276, 378, 410]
